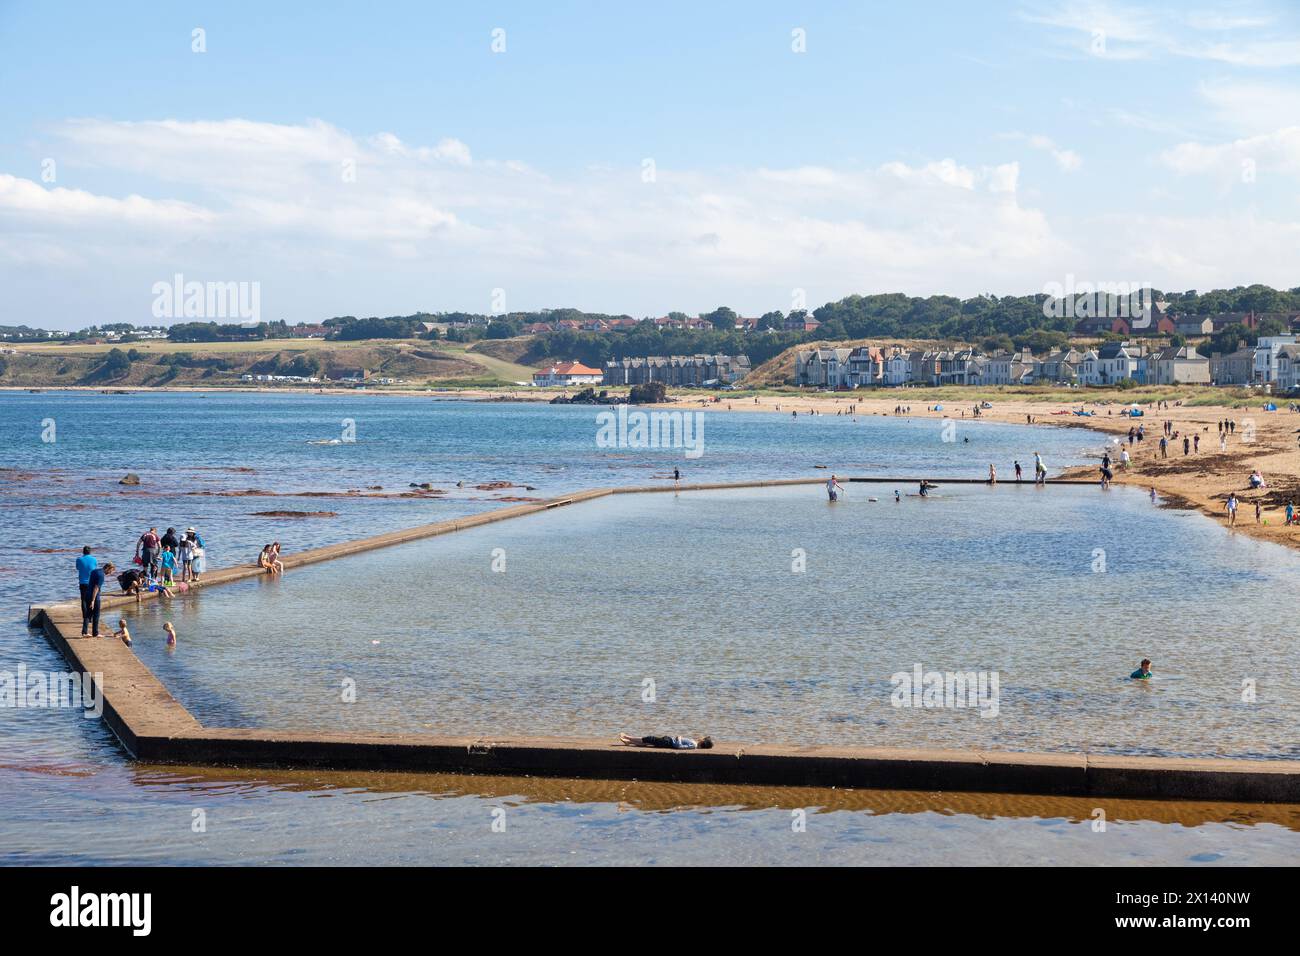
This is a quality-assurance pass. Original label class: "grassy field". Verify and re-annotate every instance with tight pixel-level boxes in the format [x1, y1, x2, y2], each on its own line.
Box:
[439, 342, 537, 382]
[5, 337, 349, 355]
[2, 336, 542, 388]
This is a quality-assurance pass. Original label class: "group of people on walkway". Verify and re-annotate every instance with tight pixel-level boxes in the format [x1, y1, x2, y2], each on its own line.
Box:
[130, 526, 207, 591]
[989, 452, 1049, 486]
[73, 524, 209, 638]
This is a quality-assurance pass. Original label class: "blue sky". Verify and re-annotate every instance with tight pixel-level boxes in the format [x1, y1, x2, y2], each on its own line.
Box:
[2, 0, 1298, 327]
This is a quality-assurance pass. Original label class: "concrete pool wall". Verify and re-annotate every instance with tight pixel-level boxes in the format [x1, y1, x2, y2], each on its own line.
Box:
[29, 477, 1300, 803]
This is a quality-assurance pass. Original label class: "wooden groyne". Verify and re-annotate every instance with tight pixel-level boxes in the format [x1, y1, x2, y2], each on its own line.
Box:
[31, 476, 1300, 802]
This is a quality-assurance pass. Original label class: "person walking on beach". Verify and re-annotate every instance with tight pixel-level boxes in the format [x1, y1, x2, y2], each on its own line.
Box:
[1182, 436, 1190, 455]
[1193, 434, 1200, 453]
[135, 527, 160, 578]
[1255, 500, 1262, 524]
[76, 546, 98, 636]
[1130, 659, 1152, 680]
[826, 474, 844, 501]
[1220, 431, 1228, 452]
[1288, 501, 1296, 526]
[1159, 435, 1168, 458]
[1226, 493, 1239, 526]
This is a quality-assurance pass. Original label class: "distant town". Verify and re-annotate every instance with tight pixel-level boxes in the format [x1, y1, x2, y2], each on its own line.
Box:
[4, 286, 1300, 392]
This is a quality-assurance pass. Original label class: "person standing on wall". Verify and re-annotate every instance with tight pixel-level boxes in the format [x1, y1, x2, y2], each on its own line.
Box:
[76, 546, 98, 637]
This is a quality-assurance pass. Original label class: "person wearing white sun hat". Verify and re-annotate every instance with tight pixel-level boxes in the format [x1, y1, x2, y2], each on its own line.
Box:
[185, 526, 206, 581]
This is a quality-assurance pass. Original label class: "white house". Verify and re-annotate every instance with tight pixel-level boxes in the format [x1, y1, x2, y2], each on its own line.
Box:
[1149, 345, 1210, 385]
[532, 361, 604, 387]
[883, 350, 913, 386]
[1253, 335, 1297, 384]
[1076, 349, 1101, 386]
[1275, 345, 1300, 392]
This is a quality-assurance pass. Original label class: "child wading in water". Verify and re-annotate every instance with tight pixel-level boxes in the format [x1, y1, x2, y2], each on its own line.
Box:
[160, 547, 177, 585]
[112, 618, 132, 647]
[163, 622, 177, 647]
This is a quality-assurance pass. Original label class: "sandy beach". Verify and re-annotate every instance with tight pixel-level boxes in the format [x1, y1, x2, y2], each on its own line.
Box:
[632, 389, 1300, 555]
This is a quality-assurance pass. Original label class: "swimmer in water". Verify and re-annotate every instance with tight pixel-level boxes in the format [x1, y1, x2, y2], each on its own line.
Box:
[1130, 658, 1152, 680]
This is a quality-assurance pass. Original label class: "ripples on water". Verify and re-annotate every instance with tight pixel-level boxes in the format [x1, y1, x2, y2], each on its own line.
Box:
[123, 485, 1300, 761]
[3, 391, 1298, 865]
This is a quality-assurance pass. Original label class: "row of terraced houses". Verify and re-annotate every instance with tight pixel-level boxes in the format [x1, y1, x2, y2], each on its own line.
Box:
[793, 341, 1300, 389]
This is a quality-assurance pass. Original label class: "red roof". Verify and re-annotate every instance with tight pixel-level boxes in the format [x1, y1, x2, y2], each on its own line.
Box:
[536, 361, 603, 377]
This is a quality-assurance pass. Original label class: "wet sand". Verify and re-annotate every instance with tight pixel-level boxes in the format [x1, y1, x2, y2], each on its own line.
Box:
[128, 762, 1300, 830]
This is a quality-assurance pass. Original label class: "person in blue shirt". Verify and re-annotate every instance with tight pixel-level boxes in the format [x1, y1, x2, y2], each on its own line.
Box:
[1130, 658, 1152, 680]
[75, 546, 98, 636]
[83, 561, 113, 639]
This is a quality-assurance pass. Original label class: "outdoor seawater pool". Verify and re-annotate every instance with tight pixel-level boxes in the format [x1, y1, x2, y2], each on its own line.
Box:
[5, 392, 1300, 865]
[124, 482, 1300, 761]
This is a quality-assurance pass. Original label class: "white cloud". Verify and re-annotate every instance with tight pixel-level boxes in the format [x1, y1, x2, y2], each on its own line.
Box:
[1161, 126, 1300, 176]
[0, 173, 214, 226]
[1172, 38, 1300, 67]
[1006, 133, 1084, 171]
[1198, 78, 1300, 135]
[1, 115, 1293, 323]
[1182, 12, 1274, 31]
[1020, 1, 1161, 59]
[1025, 1, 1300, 65]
